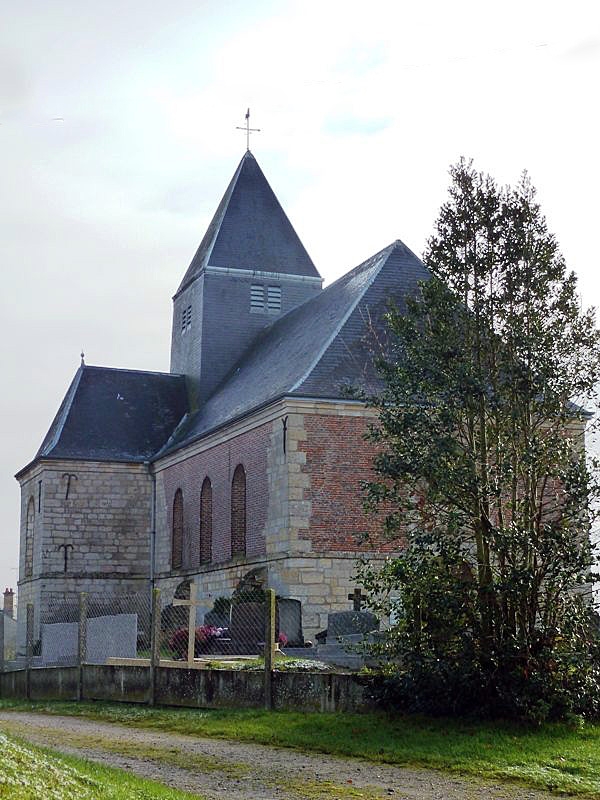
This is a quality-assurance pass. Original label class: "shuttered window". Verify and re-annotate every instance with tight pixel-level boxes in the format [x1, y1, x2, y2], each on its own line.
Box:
[181, 305, 192, 333]
[267, 286, 281, 312]
[250, 284, 265, 310]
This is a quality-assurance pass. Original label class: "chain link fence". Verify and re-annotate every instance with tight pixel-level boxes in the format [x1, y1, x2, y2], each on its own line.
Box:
[0, 613, 17, 671]
[160, 587, 277, 664]
[1, 585, 382, 674]
[35, 592, 152, 667]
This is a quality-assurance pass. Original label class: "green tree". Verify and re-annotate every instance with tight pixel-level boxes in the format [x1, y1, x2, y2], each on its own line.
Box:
[359, 160, 600, 721]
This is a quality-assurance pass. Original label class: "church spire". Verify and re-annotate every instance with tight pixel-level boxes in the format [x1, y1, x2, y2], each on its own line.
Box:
[174, 151, 320, 298]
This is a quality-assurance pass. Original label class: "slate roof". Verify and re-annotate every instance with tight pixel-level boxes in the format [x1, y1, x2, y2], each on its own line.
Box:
[175, 151, 320, 297]
[33, 366, 188, 465]
[159, 240, 430, 455]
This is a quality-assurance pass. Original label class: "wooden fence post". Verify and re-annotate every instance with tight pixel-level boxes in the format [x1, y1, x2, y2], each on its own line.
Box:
[264, 588, 276, 710]
[149, 588, 161, 706]
[78, 592, 87, 701]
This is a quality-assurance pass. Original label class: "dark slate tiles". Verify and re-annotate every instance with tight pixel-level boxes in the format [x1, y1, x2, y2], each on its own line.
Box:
[176, 151, 320, 297]
[160, 240, 430, 454]
[37, 366, 188, 463]
[296, 241, 430, 398]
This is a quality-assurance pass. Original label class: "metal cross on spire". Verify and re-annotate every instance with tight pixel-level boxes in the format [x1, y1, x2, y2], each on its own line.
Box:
[236, 108, 260, 151]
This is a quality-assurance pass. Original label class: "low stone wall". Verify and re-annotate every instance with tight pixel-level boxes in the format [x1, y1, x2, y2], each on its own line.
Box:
[0, 665, 373, 713]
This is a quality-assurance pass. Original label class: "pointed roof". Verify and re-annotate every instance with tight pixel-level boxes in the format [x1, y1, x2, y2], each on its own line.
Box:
[175, 151, 320, 297]
[160, 239, 430, 454]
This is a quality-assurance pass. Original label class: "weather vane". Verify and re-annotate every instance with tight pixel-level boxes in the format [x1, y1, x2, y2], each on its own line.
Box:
[236, 108, 260, 151]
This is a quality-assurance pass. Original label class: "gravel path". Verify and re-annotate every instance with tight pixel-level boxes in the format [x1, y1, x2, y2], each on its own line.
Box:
[0, 711, 560, 800]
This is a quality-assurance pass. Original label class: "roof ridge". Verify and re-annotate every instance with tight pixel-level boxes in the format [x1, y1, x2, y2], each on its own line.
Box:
[289, 243, 396, 392]
[82, 365, 185, 378]
[37, 365, 84, 457]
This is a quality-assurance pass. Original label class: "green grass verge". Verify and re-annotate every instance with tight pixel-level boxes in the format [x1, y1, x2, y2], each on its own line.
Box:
[0, 729, 202, 800]
[2, 699, 600, 796]
[0, 721, 384, 800]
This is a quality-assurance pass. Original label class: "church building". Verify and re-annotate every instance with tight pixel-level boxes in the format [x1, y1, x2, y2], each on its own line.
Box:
[15, 149, 429, 644]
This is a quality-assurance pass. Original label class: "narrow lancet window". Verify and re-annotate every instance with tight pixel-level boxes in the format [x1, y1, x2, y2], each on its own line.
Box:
[231, 465, 246, 557]
[199, 477, 212, 565]
[172, 489, 184, 570]
[25, 498, 35, 578]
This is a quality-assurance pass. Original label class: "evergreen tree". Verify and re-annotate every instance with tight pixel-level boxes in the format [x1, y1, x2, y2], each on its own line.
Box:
[360, 160, 600, 721]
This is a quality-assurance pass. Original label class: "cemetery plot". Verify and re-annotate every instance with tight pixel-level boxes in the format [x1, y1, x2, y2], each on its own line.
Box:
[20, 582, 382, 673]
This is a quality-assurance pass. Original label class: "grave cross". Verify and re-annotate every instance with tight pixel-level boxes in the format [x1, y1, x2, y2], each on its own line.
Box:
[173, 583, 202, 664]
[348, 587, 366, 612]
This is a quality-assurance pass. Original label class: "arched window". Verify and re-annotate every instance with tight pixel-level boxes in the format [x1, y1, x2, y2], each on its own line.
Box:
[199, 478, 212, 565]
[231, 464, 246, 557]
[25, 498, 35, 578]
[172, 489, 183, 570]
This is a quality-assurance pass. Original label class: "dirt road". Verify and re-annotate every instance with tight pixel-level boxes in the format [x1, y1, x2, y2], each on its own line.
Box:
[0, 711, 560, 800]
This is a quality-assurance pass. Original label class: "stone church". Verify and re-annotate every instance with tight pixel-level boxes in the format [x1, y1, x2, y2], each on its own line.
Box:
[16, 149, 429, 645]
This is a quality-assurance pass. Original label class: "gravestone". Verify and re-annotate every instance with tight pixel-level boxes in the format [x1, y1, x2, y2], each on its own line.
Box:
[278, 598, 303, 647]
[327, 610, 379, 642]
[41, 621, 78, 665]
[229, 601, 264, 653]
[86, 614, 137, 664]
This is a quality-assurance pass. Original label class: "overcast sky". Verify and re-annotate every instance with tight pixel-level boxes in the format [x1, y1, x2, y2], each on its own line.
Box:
[2, 0, 599, 603]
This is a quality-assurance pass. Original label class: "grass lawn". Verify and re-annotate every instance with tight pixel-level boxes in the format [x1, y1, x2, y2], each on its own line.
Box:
[2, 699, 600, 796]
[0, 729, 201, 800]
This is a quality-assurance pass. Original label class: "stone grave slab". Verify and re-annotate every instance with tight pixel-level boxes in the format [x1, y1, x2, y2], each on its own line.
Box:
[41, 621, 78, 665]
[230, 601, 265, 654]
[86, 613, 137, 664]
[327, 611, 379, 644]
[278, 598, 303, 647]
[204, 608, 230, 628]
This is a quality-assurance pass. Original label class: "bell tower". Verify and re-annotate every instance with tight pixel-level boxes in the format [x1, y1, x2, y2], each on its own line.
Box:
[170, 152, 322, 409]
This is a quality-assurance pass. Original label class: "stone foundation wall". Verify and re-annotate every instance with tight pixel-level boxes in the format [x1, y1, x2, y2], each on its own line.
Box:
[0, 664, 374, 713]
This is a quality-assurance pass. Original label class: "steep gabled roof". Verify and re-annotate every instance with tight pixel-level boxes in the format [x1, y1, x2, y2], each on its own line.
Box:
[175, 151, 320, 297]
[160, 240, 430, 454]
[33, 366, 188, 464]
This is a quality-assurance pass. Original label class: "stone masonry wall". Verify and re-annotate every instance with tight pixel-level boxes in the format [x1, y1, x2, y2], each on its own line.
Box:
[37, 461, 152, 578]
[16, 459, 152, 650]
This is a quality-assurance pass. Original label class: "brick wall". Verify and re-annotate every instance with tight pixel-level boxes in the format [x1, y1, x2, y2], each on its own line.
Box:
[155, 420, 271, 577]
[300, 413, 402, 553]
